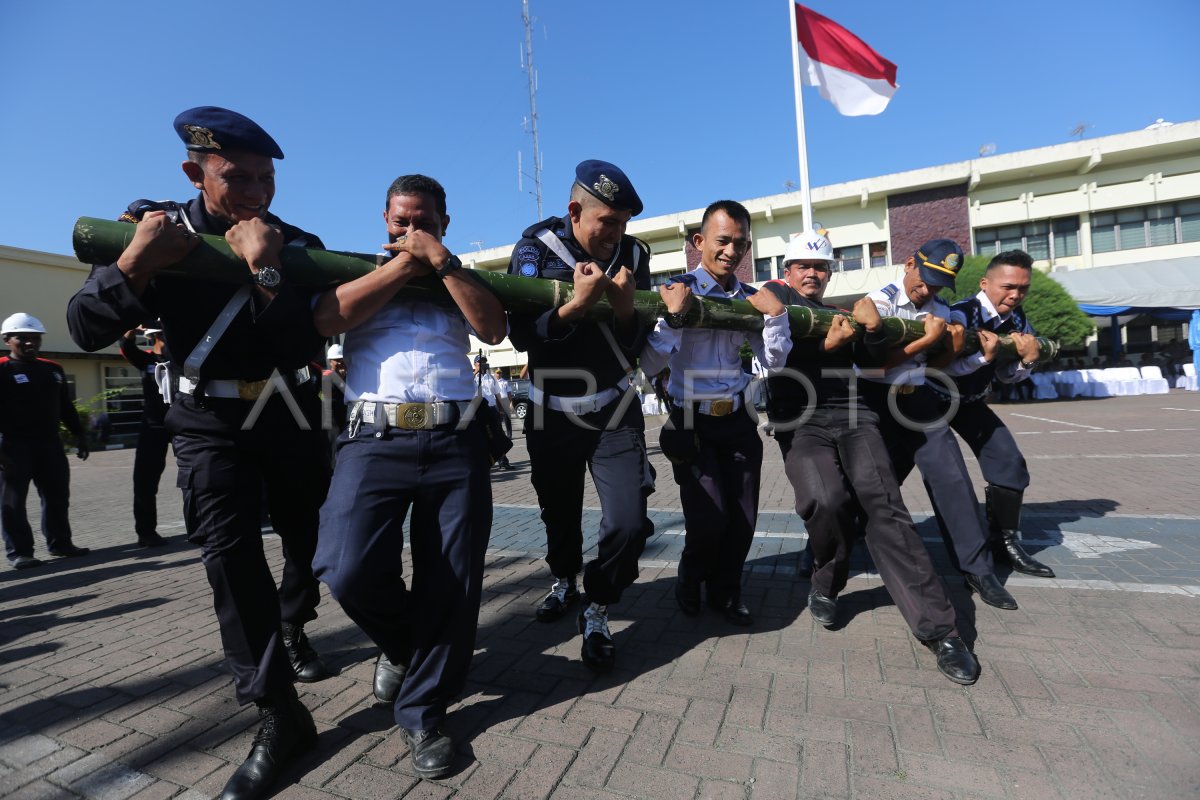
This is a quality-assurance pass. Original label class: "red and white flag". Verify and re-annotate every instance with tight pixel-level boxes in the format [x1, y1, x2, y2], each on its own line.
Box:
[793, 4, 898, 116]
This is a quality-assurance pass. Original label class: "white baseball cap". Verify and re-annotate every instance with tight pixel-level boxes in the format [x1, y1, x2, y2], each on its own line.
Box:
[2, 313, 47, 336]
[327, 344, 344, 360]
[782, 231, 835, 266]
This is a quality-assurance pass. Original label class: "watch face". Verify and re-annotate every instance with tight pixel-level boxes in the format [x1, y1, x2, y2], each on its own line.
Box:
[255, 266, 282, 288]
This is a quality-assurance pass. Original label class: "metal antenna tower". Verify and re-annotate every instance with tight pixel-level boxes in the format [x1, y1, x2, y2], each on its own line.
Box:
[519, 0, 544, 218]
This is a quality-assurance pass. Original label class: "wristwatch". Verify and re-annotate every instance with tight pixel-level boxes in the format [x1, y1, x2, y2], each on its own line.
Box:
[436, 253, 463, 278]
[252, 265, 282, 289]
[1020, 359, 1037, 369]
[664, 311, 688, 329]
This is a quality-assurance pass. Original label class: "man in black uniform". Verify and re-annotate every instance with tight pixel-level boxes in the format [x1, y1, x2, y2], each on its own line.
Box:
[1, 313, 91, 569]
[762, 233, 979, 685]
[508, 159, 653, 672]
[67, 107, 330, 800]
[120, 324, 171, 547]
[940, 249, 1054, 577]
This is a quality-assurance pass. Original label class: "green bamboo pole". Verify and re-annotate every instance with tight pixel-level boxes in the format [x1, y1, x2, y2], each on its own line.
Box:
[73, 217, 1057, 361]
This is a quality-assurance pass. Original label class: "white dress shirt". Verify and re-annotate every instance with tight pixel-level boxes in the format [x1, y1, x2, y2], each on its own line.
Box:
[640, 267, 792, 402]
[864, 279, 951, 386]
[343, 298, 475, 403]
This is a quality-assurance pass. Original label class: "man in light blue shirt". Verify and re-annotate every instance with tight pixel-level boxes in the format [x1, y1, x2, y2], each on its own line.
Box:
[311, 174, 507, 781]
[641, 200, 791, 625]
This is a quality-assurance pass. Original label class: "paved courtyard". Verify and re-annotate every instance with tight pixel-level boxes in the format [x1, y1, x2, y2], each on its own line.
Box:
[2, 392, 1199, 799]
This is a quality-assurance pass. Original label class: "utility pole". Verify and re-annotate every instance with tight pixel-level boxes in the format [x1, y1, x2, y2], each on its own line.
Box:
[520, 0, 544, 219]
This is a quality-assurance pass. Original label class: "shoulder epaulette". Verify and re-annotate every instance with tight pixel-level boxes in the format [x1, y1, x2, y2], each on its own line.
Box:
[880, 284, 900, 300]
[932, 295, 949, 307]
[669, 273, 700, 287]
[120, 199, 183, 224]
[742, 283, 758, 296]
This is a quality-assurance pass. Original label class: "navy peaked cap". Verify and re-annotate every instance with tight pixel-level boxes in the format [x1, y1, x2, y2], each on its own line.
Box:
[914, 238, 964, 289]
[574, 159, 642, 216]
[173, 106, 284, 159]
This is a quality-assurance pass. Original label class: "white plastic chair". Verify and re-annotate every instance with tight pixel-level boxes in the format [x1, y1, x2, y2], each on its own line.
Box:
[1138, 366, 1170, 395]
[1030, 372, 1058, 400]
[1181, 363, 1198, 391]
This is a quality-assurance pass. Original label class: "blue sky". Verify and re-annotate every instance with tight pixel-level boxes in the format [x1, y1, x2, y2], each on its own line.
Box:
[1, 1, 1196, 260]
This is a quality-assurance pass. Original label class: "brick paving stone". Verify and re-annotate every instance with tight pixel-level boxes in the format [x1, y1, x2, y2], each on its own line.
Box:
[3, 394, 1200, 798]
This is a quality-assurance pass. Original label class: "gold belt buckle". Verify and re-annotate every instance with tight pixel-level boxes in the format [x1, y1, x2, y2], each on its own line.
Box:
[893, 384, 915, 396]
[395, 402, 430, 430]
[237, 378, 268, 401]
[709, 398, 734, 416]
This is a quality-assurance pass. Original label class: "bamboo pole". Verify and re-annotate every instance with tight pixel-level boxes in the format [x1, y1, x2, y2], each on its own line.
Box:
[72, 217, 1057, 361]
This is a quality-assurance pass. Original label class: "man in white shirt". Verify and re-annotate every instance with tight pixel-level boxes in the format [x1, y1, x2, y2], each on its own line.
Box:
[641, 200, 791, 626]
[310, 174, 507, 780]
[470, 356, 512, 470]
[860, 239, 1018, 611]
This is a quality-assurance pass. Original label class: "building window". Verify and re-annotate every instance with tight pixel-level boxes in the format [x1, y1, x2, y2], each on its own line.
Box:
[833, 245, 863, 272]
[1091, 199, 1200, 253]
[754, 257, 775, 282]
[650, 270, 684, 288]
[974, 216, 1080, 260]
[869, 242, 888, 267]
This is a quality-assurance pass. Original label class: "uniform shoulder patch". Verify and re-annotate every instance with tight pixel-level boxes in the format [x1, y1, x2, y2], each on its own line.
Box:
[516, 244, 541, 261]
[519, 262, 539, 277]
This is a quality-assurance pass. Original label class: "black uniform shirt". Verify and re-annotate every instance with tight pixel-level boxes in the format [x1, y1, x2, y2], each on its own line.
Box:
[760, 280, 889, 421]
[0, 356, 85, 442]
[507, 215, 651, 398]
[67, 195, 325, 382]
[948, 296, 1035, 401]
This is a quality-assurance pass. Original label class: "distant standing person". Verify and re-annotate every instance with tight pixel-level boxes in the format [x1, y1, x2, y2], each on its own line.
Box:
[1, 313, 91, 570]
[120, 324, 170, 547]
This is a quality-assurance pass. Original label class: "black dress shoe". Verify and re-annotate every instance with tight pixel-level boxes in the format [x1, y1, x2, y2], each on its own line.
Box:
[400, 727, 455, 779]
[220, 697, 316, 800]
[281, 623, 331, 683]
[922, 636, 980, 685]
[535, 577, 580, 622]
[998, 534, 1055, 578]
[373, 652, 408, 703]
[48, 544, 90, 557]
[577, 603, 615, 672]
[709, 596, 754, 627]
[11, 555, 44, 570]
[964, 573, 1018, 610]
[674, 576, 701, 615]
[137, 532, 168, 547]
[807, 587, 838, 627]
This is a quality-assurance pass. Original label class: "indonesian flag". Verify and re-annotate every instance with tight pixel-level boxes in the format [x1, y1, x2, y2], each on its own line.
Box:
[794, 4, 898, 116]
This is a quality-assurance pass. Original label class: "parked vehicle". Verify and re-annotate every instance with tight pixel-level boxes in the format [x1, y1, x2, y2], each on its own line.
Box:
[507, 378, 531, 419]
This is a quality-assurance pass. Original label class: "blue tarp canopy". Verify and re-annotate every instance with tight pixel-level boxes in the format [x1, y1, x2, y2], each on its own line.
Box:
[1049, 256, 1200, 318]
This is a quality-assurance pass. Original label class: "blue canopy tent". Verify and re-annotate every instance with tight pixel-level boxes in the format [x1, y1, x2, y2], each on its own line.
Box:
[1049, 256, 1200, 363]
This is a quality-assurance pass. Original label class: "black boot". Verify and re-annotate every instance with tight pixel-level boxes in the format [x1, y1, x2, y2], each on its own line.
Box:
[220, 694, 317, 800]
[985, 484, 1055, 578]
[281, 623, 331, 683]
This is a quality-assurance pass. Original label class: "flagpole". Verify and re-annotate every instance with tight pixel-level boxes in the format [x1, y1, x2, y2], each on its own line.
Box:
[788, 0, 814, 233]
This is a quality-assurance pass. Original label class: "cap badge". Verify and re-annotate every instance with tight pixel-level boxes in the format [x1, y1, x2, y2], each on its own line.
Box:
[945, 253, 960, 270]
[593, 174, 620, 202]
[184, 125, 221, 150]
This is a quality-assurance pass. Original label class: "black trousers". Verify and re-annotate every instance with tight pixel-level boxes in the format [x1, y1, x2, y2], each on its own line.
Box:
[664, 408, 762, 602]
[776, 408, 957, 641]
[862, 383, 994, 576]
[1, 438, 74, 562]
[133, 422, 171, 539]
[524, 397, 652, 605]
[313, 418, 491, 731]
[944, 399, 1030, 491]
[168, 393, 329, 704]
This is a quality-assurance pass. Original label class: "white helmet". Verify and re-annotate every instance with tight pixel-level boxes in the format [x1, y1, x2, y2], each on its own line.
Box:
[1, 313, 47, 336]
[327, 344, 344, 360]
[782, 231, 835, 266]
